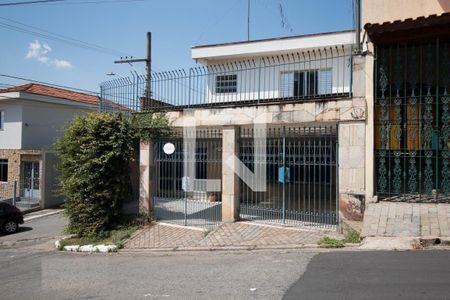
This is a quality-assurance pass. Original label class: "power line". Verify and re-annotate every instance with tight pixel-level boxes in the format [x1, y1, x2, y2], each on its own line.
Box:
[0, 73, 99, 95]
[35, 0, 146, 5]
[0, 16, 150, 74]
[0, 16, 128, 57]
[0, 0, 62, 6]
[0, 20, 127, 57]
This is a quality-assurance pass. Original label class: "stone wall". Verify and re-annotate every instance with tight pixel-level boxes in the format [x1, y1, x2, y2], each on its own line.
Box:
[338, 122, 366, 221]
[167, 97, 366, 128]
[0, 149, 41, 199]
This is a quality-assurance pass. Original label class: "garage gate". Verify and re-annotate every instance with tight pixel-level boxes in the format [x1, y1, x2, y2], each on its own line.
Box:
[238, 125, 339, 228]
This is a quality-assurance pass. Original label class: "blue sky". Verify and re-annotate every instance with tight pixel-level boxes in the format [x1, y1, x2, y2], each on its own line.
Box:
[0, 0, 354, 92]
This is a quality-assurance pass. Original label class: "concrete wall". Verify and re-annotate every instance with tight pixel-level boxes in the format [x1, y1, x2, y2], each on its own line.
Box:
[167, 96, 365, 127]
[41, 151, 64, 208]
[21, 100, 90, 150]
[0, 103, 23, 149]
[363, 0, 450, 25]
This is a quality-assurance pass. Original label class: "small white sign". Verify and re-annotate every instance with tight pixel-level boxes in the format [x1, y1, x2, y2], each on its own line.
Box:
[163, 142, 175, 155]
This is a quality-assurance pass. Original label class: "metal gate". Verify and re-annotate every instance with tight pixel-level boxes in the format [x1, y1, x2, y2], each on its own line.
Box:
[19, 161, 40, 208]
[153, 129, 222, 228]
[238, 125, 338, 228]
[375, 39, 450, 197]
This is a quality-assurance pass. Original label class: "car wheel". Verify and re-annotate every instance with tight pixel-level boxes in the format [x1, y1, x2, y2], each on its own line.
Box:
[3, 221, 18, 234]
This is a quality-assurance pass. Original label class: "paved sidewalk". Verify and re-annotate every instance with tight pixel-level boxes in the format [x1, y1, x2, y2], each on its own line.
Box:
[361, 202, 450, 238]
[124, 221, 341, 250]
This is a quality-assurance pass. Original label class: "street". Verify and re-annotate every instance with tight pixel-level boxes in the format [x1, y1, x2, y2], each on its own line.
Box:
[0, 215, 450, 299]
[284, 250, 450, 300]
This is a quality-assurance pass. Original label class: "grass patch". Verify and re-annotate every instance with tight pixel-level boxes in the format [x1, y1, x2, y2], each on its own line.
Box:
[318, 237, 345, 248]
[343, 230, 361, 244]
[59, 213, 151, 250]
[317, 230, 361, 249]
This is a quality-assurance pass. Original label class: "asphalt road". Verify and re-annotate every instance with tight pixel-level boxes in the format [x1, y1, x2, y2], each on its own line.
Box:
[0, 213, 67, 249]
[283, 250, 450, 300]
[1, 214, 450, 299]
[0, 249, 316, 299]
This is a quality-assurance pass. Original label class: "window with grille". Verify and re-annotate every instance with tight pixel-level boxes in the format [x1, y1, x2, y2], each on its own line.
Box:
[280, 69, 332, 97]
[0, 159, 7, 182]
[215, 74, 237, 93]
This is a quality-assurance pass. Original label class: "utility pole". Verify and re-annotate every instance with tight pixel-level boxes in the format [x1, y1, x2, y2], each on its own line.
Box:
[247, 0, 250, 41]
[114, 32, 152, 98]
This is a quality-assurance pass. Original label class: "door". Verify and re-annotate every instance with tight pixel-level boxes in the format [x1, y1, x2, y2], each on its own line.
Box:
[21, 161, 40, 203]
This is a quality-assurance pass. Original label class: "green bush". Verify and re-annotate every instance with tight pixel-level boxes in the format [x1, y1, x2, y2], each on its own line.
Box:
[56, 113, 135, 238]
[343, 230, 361, 244]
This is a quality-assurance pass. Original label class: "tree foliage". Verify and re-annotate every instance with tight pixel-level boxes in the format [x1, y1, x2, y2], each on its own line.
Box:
[56, 113, 135, 238]
[131, 111, 171, 142]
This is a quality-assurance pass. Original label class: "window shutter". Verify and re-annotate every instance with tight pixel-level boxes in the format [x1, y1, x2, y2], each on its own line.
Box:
[280, 72, 294, 98]
[318, 69, 332, 95]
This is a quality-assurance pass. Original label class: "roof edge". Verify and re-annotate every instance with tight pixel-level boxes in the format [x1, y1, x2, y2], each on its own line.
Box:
[192, 29, 355, 49]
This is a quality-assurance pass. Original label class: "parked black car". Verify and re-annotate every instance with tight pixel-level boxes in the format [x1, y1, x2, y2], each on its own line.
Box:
[0, 202, 24, 234]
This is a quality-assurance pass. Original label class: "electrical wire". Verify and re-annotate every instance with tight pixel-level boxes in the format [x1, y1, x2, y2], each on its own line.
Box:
[0, 73, 99, 95]
[0, 0, 62, 6]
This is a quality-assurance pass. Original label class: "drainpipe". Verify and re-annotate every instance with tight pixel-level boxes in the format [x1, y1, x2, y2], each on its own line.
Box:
[355, 0, 362, 54]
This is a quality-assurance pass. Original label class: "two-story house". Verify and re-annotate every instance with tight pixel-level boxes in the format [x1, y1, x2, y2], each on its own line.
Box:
[101, 29, 367, 229]
[0, 83, 99, 209]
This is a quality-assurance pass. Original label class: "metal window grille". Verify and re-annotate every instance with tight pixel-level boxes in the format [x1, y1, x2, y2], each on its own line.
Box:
[375, 39, 450, 197]
[215, 74, 237, 93]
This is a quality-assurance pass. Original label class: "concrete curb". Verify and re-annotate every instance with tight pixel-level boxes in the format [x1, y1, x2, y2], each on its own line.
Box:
[120, 243, 322, 253]
[24, 210, 63, 222]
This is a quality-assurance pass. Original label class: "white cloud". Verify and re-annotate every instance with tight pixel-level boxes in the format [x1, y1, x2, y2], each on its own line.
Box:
[52, 59, 72, 69]
[25, 40, 73, 70]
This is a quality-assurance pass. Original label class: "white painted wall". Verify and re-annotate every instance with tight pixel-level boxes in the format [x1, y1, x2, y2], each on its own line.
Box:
[0, 102, 23, 149]
[204, 47, 352, 104]
[20, 100, 91, 149]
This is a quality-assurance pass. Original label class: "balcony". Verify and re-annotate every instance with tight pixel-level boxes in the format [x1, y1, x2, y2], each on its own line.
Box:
[100, 45, 352, 113]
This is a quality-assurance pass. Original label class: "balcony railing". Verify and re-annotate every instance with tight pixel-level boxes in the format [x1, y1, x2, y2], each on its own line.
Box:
[100, 45, 352, 113]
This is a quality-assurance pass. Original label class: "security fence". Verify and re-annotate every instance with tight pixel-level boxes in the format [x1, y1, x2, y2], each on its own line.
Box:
[152, 129, 222, 228]
[375, 39, 450, 198]
[100, 46, 352, 113]
[238, 125, 338, 228]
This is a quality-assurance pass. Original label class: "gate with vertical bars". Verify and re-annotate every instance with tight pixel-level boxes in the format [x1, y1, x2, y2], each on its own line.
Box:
[238, 125, 339, 228]
[152, 129, 222, 228]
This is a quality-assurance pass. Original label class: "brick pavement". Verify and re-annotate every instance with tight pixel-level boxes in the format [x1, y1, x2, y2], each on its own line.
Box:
[361, 202, 450, 238]
[124, 221, 340, 250]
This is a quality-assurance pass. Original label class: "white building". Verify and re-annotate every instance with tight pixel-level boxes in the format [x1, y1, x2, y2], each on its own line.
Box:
[0, 83, 98, 208]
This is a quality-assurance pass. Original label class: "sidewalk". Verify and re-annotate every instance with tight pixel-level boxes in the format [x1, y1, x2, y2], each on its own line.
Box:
[361, 202, 450, 238]
[123, 221, 342, 251]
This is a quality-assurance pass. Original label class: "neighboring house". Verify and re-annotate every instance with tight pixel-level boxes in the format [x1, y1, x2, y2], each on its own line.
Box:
[362, 1, 450, 202]
[0, 83, 99, 208]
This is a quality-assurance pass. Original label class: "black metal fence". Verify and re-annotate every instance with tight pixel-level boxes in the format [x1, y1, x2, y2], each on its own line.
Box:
[100, 46, 352, 112]
[375, 39, 450, 197]
[238, 125, 338, 227]
[152, 129, 222, 228]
